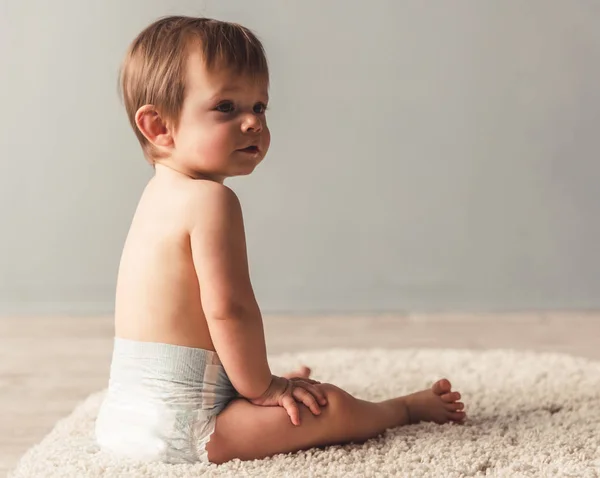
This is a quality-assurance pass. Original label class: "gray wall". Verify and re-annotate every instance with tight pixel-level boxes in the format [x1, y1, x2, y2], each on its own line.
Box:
[1, 0, 599, 316]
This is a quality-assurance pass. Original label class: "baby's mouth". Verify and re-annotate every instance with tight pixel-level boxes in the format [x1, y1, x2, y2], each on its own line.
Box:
[238, 145, 259, 153]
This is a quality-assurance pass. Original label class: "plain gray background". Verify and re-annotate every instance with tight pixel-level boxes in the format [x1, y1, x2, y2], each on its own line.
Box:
[1, 0, 599, 316]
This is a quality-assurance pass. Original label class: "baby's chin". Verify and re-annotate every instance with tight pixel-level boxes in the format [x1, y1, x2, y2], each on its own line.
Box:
[182, 153, 264, 180]
[231, 162, 261, 177]
[232, 156, 265, 176]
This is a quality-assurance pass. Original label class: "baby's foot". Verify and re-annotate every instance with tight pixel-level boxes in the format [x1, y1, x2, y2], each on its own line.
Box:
[282, 366, 311, 379]
[404, 379, 466, 424]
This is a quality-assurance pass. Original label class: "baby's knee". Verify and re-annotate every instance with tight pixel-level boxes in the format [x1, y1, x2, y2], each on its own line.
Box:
[319, 384, 355, 421]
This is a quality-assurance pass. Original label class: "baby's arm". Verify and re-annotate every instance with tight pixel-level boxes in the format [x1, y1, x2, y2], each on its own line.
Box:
[189, 182, 272, 399]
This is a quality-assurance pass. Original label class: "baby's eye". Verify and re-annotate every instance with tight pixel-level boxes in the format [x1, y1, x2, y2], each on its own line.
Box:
[215, 102, 235, 113]
[253, 102, 267, 114]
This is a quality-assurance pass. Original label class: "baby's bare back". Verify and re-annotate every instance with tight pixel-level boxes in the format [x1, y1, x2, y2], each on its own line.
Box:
[114, 174, 214, 350]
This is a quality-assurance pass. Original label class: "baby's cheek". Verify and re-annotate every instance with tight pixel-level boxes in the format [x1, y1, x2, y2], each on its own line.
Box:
[194, 135, 224, 160]
[204, 128, 232, 155]
[262, 128, 271, 151]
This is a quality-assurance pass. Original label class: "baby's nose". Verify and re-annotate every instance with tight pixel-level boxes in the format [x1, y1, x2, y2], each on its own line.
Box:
[242, 114, 263, 133]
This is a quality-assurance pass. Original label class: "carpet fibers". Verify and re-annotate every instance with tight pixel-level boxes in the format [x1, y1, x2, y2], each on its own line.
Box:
[10, 348, 600, 477]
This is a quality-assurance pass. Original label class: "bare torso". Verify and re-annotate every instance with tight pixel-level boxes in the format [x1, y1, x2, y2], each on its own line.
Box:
[114, 174, 214, 350]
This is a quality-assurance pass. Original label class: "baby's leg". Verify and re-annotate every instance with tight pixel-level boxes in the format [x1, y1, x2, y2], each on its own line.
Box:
[206, 379, 465, 464]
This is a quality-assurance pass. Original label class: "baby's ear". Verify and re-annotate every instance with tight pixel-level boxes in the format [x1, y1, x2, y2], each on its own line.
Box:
[134, 105, 173, 148]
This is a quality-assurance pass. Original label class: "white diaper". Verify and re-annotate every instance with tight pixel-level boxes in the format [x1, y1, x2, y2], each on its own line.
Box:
[95, 338, 237, 464]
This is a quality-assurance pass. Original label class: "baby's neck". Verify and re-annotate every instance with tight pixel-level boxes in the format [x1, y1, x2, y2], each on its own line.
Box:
[154, 162, 225, 183]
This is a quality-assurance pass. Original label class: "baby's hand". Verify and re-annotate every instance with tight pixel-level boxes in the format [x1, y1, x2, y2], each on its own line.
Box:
[249, 375, 328, 426]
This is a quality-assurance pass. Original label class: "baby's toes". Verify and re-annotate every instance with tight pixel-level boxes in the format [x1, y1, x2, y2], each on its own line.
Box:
[445, 401, 464, 412]
[432, 379, 452, 396]
[447, 411, 466, 422]
[298, 366, 311, 378]
[283, 366, 312, 379]
[441, 391, 461, 403]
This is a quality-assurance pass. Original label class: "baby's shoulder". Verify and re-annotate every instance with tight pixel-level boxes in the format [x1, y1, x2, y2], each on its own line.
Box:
[183, 179, 240, 207]
[181, 180, 243, 227]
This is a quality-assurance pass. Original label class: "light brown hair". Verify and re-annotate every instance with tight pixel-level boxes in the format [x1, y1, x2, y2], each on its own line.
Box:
[120, 16, 269, 161]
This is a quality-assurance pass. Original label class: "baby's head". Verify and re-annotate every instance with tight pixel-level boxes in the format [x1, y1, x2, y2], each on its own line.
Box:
[120, 16, 270, 181]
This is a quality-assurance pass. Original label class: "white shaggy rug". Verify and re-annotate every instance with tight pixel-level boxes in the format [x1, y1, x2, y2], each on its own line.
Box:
[10, 348, 600, 477]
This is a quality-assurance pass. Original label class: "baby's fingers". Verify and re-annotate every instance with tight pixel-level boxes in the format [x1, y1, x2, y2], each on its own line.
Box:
[281, 394, 300, 426]
[292, 377, 321, 385]
[295, 381, 327, 407]
[292, 386, 321, 416]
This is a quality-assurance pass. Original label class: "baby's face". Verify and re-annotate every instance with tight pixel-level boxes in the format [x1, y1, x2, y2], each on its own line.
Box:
[171, 50, 270, 181]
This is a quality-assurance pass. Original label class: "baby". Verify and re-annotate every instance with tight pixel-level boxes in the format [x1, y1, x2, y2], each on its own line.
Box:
[95, 15, 466, 465]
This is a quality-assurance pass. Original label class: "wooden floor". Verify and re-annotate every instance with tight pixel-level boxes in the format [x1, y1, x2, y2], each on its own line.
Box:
[1, 312, 599, 476]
